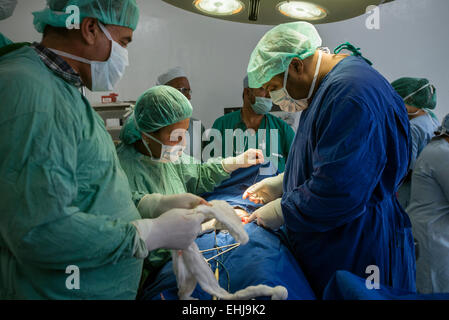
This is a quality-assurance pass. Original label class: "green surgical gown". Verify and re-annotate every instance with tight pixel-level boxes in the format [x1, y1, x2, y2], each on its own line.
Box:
[0, 33, 12, 48]
[117, 143, 230, 197]
[0, 46, 143, 299]
[210, 110, 295, 172]
[116, 143, 230, 273]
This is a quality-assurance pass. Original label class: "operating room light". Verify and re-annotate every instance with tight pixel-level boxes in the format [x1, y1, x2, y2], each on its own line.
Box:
[193, 0, 244, 16]
[277, 1, 327, 21]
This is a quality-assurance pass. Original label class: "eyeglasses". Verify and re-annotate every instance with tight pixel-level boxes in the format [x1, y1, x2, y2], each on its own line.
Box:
[175, 87, 193, 96]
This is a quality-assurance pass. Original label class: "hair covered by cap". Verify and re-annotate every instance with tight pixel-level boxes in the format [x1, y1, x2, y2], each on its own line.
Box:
[247, 21, 322, 89]
[156, 66, 188, 86]
[120, 86, 193, 144]
[32, 0, 140, 33]
[391, 77, 437, 110]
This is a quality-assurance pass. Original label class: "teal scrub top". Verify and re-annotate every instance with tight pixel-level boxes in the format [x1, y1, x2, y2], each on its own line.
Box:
[210, 110, 295, 172]
[117, 142, 230, 199]
[116, 142, 230, 273]
[0, 33, 12, 48]
[0, 46, 143, 299]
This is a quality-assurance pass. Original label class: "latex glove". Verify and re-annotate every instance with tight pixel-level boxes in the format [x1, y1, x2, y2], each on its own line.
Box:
[222, 149, 264, 173]
[137, 193, 209, 219]
[243, 173, 284, 204]
[247, 198, 284, 230]
[201, 218, 218, 233]
[132, 208, 205, 251]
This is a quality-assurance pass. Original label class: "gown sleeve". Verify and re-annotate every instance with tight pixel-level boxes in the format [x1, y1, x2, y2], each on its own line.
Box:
[181, 156, 230, 195]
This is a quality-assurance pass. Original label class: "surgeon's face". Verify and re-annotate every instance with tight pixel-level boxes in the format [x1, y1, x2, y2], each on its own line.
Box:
[79, 18, 133, 88]
[83, 20, 133, 59]
[157, 118, 190, 146]
[142, 119, 190, 159]
[244, 87, 270, 105]
[261, 57, 312, 100]
[167, 77, 192, 101]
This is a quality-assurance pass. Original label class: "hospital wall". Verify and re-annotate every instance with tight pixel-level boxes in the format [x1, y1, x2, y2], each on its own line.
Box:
[1, 0, 447, 129]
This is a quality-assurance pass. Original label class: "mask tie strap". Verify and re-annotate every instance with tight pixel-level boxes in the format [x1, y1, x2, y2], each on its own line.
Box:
[49, 48, 92, 65]
[334, 42, 373, 65]
[133, 112, 157, 159]
[403, 83, 432, 103]
[305, 50, 323, 100]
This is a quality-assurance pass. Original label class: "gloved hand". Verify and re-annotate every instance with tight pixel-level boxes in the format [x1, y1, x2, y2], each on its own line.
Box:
[222, 149, 264, 173]
[243, 173, 284, 204]
[201, 218, 218, 233]
[137, 193, 209, 219]
[247, 198, 284, 230]
[132, 208, 205, 251]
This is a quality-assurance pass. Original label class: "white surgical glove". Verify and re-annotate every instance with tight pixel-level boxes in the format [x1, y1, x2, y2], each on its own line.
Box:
[243, 173, 284, 204]
[222, 148, 264, 173]
[132, 208, 205, 252]
[247, 198, 284, 230]
[137, 193, 209, 219]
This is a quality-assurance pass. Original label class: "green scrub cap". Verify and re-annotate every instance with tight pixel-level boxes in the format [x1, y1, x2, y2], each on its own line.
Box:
[247, 21, 322, 89]
[391, 77, 437, 110]
[33, 0, 140, 33]
[120, 86, 193, 145]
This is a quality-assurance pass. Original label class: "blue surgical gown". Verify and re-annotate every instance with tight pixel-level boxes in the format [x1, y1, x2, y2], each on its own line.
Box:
[282, 56, 416, 297]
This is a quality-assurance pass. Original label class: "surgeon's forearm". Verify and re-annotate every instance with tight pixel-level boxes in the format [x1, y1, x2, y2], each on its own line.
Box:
[192, 161, 230, 195]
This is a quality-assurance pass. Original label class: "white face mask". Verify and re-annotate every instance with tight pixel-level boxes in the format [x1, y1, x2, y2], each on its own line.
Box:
[141, 131, 186, 163]
[50, 22, 129, 92]
[407, 110, 421, 116]
[270, 50, 323, 112]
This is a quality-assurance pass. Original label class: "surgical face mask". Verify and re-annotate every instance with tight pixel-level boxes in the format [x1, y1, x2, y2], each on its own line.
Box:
[50, 22, 129, 92]
[251, 96, 273, 115]
[407, 109, 421, 116]
[141, 131, 186, 163]
[270, 50, 323, 112]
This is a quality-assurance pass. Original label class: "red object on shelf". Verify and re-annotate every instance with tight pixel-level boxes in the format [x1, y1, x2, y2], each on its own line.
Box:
[101, 93, 119, 103]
